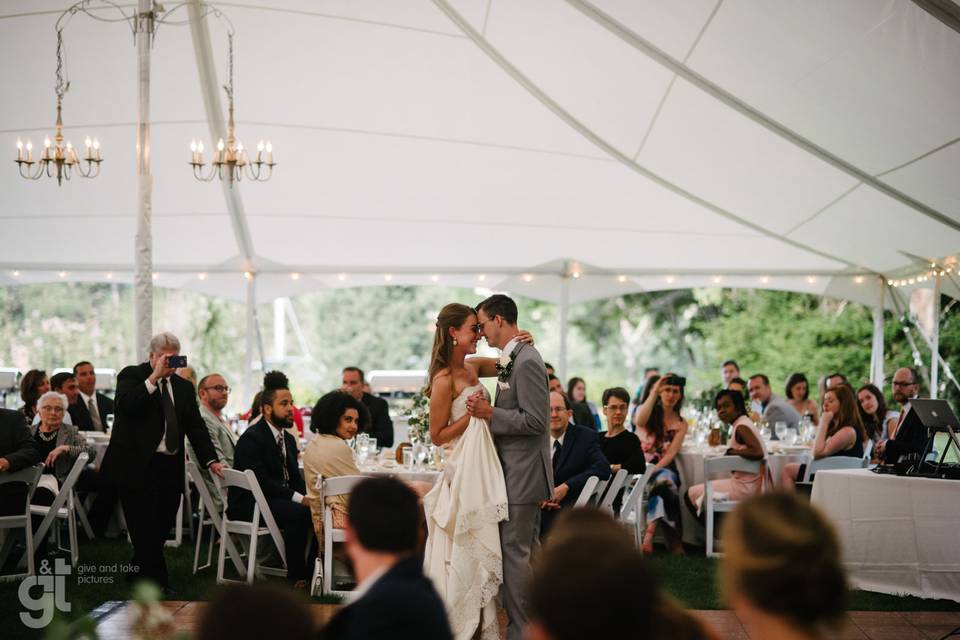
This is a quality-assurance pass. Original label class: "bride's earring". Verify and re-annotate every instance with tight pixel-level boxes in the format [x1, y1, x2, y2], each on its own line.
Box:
[453, 338, 459, 346]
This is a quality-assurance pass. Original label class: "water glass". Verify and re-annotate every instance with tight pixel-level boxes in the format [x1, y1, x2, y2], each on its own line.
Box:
[774, 421, 787, 441]
[105, 413, 115, 433]
[784, 428, 798, 446]
[402, 448, 413, 469]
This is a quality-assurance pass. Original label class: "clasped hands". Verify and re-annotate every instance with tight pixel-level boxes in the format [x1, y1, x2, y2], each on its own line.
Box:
[541, 483, 569, 510]
[465, 391, 494, 420]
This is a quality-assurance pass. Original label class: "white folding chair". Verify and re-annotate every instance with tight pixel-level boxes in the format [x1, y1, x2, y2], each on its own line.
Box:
[0, 464, 43, 582]
[863, 439, 875, 463]
[321, 475, 367, 597]
[572, 476, 599, 508]
[214, 468, 288, 584]
[801, 455, 866, 482]
[618, 468, 655, 551]
[186, 461, 244, 575]
[597, 469, 629, 514]
[30, 453, 89, 566]
[591, 478, 609, 505]
[704, 456, 763, 558]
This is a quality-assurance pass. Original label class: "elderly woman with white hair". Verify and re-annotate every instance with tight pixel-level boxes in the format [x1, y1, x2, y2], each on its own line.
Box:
[30, 391, 94, 505]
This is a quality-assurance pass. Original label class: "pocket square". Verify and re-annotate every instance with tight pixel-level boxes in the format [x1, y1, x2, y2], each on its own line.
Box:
[497, 381, 511, 391]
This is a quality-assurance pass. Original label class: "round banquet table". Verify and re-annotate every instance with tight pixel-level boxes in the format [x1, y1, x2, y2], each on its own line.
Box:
[675, 444, 811, 546]
[356, 461, 441, 485]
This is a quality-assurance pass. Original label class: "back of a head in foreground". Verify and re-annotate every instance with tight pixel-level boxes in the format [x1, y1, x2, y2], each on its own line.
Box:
[349, 476, 420, 553]
[721, 492, 847, 635]
[197, 583, 314, 640]
[529, 508, 715, 640]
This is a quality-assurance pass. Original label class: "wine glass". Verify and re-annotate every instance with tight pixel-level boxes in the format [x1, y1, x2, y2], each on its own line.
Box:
[105, 413, 115, 433]
[774, 421, 787, 441]
[785, 428, 798, 446]
[415, 444, 429, 469]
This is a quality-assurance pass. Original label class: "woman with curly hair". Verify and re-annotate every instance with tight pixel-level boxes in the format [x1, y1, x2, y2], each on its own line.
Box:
[19, 369, 51, 424]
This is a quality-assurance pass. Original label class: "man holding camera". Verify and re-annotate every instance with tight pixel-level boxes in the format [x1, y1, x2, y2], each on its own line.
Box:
[100, 332, 223, 592]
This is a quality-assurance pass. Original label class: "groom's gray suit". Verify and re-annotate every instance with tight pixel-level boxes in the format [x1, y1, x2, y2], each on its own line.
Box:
[489, 341, 553, 640]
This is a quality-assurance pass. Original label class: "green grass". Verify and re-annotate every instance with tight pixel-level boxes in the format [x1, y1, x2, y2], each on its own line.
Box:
[3, 537, 959, 639]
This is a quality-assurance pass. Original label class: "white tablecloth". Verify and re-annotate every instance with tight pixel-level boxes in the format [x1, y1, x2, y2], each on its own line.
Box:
[358, 464, 441, 485]
[676, 447, 810, 545]
[811, 468, 960, 602]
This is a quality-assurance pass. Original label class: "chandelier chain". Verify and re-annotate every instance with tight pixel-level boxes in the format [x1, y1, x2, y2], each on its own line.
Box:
[55, 29, 69, 100]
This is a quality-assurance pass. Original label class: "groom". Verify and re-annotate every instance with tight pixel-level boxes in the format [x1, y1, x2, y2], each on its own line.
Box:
[467, 294, 552, 640]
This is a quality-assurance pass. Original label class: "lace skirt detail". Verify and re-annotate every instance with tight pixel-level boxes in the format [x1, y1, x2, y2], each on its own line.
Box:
[423, 415, 509, 640]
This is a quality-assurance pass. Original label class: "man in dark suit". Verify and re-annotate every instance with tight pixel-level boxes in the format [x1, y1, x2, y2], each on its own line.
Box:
[99, 332, 222, 590]
[0, 408, 41, 516]
[72, 361, 115, 432]
[341, 367, 393, 447]
[320, 477, 452, 640]
[229, 371, 312, 584]
[877, 366, 928, 463]
[541, 390, 610, 538]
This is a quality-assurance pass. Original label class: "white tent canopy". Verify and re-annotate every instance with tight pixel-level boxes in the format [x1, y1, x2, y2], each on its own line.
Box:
[2, 0, 959, 309]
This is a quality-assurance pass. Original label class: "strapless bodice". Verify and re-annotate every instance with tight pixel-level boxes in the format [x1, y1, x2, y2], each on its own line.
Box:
[451, 383, 489, 422]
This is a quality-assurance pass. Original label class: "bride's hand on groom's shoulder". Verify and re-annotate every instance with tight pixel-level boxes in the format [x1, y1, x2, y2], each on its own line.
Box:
[517, 329, 535, 345]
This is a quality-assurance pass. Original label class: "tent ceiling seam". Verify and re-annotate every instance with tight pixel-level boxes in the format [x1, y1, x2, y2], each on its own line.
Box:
[482, 0, 493, 37]
[187, 0, 255, 266]
[564, 0, 960, 235]
[432, 0, 860, 273]
[631, 0, 724, 160]
[212, 2, 467, 40]
[874, 136, 960, 178]
[783, 182, 863, 236]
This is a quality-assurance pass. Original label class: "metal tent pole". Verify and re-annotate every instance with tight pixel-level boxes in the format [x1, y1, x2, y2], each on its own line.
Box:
[932, 272, 942, 398]
[870, 277, 886, 387]
[558, 271, 570, 382]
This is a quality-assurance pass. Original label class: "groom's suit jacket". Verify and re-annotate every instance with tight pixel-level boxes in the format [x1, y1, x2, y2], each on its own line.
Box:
[490, 342, 553, 505]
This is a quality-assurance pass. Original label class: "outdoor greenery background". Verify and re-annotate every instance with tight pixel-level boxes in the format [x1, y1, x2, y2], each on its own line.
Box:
[0, 283, 956, 416]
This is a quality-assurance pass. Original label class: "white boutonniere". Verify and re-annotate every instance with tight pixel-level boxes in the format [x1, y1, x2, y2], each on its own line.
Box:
[496, 351, 516, 383]
[497, 380, 511, 391]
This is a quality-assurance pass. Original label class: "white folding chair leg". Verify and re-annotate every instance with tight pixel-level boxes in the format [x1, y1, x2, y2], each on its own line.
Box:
[310, 558, 323, 597]
[246, 530, 259, 585]
[193, 499, 205, 574]
[75, 497, 95, 540]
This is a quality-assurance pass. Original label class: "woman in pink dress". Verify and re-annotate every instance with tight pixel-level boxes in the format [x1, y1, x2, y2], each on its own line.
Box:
[685, 389, 767, 517]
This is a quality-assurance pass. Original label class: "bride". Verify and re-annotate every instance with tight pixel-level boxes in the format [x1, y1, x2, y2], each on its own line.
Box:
[423, 303, 530, 640]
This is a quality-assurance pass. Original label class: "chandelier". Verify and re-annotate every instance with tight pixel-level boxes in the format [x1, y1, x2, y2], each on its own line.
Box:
[15, 29, 102, 186]
[190, 34, 274, 185]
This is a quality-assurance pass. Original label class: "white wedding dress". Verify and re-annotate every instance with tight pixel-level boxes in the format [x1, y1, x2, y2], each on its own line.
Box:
[423, 383, 509, 640]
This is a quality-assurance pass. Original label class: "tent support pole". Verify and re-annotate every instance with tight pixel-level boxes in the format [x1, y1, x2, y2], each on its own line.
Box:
[870, 277, 885, 387]
[932, 272, 942, 398]
[133, 0, 154, 358]
[559, 273, 570, 382]
[244, 275, 258, 405]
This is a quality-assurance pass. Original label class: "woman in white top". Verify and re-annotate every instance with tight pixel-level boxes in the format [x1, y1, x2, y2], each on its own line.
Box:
[856, 383, 898, 444]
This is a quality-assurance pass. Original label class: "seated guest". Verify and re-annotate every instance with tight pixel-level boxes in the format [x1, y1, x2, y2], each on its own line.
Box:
[230, 371, 313, 586]
[320, 478, 452, 640]
[630, 367, 660, 424]
[748, 374, 800, 432]
[567, 377, 600, 431]
[541, 391, 610, 538]
[303, 390, 367, 545]
[599, 387, 644, 513]
[73, 361, 115, 432]
[856, 383, 898, 446]
[686, 390, 766, 517]
[50, 372, 82, 427]
[825, 372, 848, 390]
[720, 493, 847, 640]
[727, 377, 747, 394]
[544, 362, 555, 377]
[19, 369, 50, 424]
[197, 583, 315, 640]
[721, 359, 740, 389]
[185, 373, 237, 513]
[341, 367, 393, 447]
[0, 407, 41, 516]
[785, 372, 819, 421]
[30, 391, 96, 552]
[875, 367, 926, 464]
[634, 374, 687, 555]
[780, 385, 864, 490]
[528, 509, 718, 640]
[547, 374, 563, 395]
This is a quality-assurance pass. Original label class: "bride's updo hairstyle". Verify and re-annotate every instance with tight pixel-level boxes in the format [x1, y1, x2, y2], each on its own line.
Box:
[425, 303, 475, 397]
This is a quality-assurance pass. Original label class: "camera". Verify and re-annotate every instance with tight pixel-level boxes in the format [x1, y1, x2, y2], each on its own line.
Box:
[166, 355, 188, 369]
[665, 375, 686, 388]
